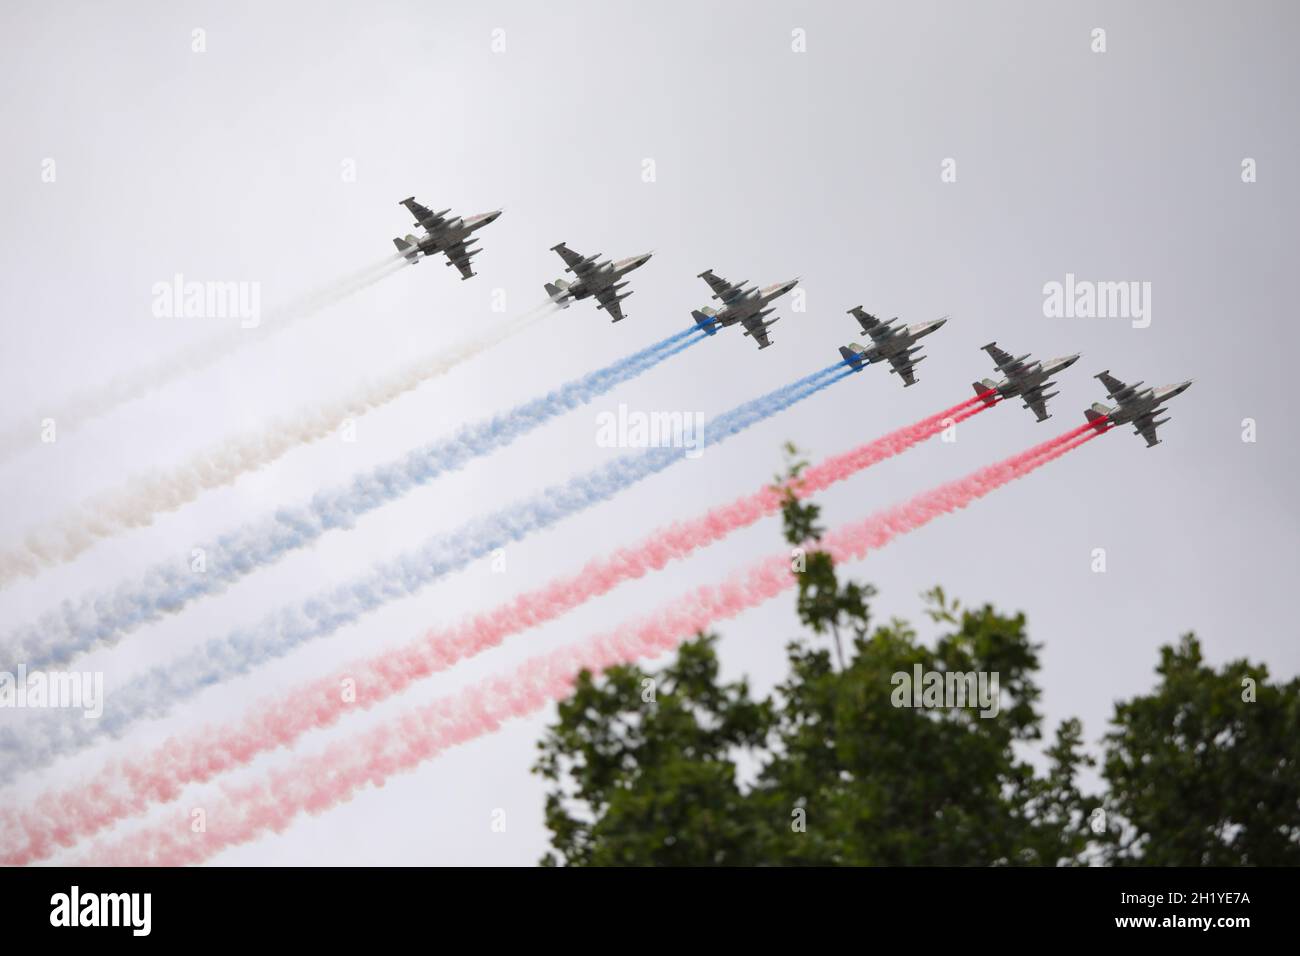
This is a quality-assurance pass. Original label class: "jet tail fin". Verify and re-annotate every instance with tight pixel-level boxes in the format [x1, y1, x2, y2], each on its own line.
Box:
[393, 236, 420, 263]
[544, 280, 571, 306]
[692, 310, 719, 335]
[972, 379, 999, 405]
[1085, 403, 1113, 432]
[839, 345, 868, 370]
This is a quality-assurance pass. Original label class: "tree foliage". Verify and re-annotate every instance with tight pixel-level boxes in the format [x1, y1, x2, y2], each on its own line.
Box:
[533, 447, 1299, 866]
[1101, 636, 1300, 865]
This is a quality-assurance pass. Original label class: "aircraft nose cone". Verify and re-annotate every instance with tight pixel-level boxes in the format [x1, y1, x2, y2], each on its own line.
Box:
[933, 318, 948, 328]
[1065, 353, 1081, 367]
[1176, 379, 1193, 394]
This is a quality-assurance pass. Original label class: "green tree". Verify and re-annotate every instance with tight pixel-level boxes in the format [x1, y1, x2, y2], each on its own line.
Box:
[533, 637, 771, 866]
[1100, 635, 1300, 865]
[776, 441, 872, 671]
[533, 446, 1299, 866]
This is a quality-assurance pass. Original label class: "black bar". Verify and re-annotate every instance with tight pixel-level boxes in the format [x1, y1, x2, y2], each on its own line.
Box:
[0, 866, 1285, 941]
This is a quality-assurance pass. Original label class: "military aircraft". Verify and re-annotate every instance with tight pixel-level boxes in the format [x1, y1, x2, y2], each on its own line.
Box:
[392, 197, 503, 279]
[971, 342, 1081, 421]
[1084, 371, 1192, 447]
[837, 308, 947, 387]
[543, 243, 653, 322]
[690, 270, 799, 349]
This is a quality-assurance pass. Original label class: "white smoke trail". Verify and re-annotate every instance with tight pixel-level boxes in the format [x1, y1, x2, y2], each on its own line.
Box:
[0, 300, 554, 586]
[0, 253, 409, 465]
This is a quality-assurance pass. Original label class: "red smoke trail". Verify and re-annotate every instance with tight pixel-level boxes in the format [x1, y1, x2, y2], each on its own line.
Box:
[1, 394, 999, 864]
[820, 422, 1099, 568]
[72, 422, 1101, 866]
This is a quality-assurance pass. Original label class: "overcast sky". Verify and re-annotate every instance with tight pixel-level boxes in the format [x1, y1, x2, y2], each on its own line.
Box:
[1, 0, 1296, 865]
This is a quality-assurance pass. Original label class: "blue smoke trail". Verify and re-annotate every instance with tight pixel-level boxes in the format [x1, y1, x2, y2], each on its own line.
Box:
[0, 363, 851, 777]
[3, 326, 705, 671]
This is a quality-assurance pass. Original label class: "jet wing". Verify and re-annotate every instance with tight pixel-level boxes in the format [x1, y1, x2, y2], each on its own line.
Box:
[983, 343, 1020, 371]
[850, 308, 893, 342]
[741, 313, 774, 349]
[886, 352, 918, 386]
[699, 270, 746, 303]
[1097, 371, 1130, 398]
[593, 286, 626, 323]
[401, 198, 445, 229]
[1023, 389, 1051, 422]
[1134, 413, 1162, 447]
[442, 239, 477, 280]
[553, 243, 597, 276]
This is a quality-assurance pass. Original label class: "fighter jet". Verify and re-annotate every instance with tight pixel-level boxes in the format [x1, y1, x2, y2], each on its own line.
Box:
[543, 243, 653, 323]
[837, 308, 947, 387]
[392, 197, 503, 280]
[690, 270, 799, 350]
[972, 342, 1081, 421]
[1084, 370, 1192, 447]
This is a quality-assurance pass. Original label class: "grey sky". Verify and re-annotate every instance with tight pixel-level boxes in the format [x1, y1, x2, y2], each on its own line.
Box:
[0, 0, 1296, 864]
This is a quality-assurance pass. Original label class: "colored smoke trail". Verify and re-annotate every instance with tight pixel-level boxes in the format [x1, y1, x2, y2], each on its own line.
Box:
[0, 300, 556, 586]
[0, 254, 408, 465]
[0, 363, 849, 779]
[0, 325, 706, 670]
[0, 391, 989, 861]
[71, 424, 1100, 867]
